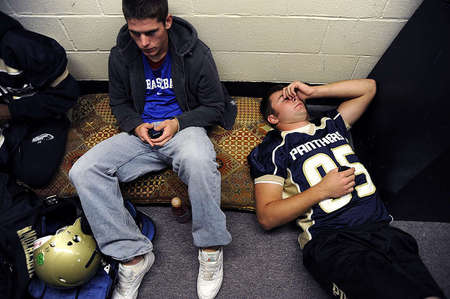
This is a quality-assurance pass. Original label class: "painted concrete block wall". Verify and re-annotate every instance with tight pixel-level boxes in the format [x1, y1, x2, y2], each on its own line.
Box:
[1, 0, 422, 84]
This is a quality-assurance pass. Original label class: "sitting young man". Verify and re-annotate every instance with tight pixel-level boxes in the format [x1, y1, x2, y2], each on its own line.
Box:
[248, 79, 444, 299]
[69, 0, 234, 298]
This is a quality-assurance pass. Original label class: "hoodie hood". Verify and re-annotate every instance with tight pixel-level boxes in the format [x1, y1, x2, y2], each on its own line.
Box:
[167, 16, 198, 56]
[115, 16, 198, 62]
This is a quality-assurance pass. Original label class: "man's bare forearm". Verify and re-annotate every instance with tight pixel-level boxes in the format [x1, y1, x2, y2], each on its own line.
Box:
[256, 184, 327, 230]
[255, 168, 355, 230]
[308, 79, 376, 101]
[308, 79, 376, 126]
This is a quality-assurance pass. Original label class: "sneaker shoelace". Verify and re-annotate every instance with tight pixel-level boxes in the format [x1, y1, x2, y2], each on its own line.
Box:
[118, 270, 136, 284]
[199, 255, 220, 281]
[116, 264, 142, 293]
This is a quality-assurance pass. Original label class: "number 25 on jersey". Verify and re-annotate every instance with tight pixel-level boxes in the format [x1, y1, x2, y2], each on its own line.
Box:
[302, 144, 376, 213]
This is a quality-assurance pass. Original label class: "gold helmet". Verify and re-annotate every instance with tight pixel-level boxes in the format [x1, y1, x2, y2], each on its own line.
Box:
[33, 217, 101, 288]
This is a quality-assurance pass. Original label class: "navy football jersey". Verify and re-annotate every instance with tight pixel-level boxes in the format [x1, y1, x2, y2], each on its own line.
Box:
[248, 110, 391, 248]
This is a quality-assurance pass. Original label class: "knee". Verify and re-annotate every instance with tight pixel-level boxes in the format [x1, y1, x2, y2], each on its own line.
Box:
[179, 150, 216, 171]
[68, 156, 88, 184]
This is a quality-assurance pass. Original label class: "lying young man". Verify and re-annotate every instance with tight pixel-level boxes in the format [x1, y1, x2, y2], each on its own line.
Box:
[248, 79, 444, 298]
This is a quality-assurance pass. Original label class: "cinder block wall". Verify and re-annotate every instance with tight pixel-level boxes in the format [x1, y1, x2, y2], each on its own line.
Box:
[1, 0, 422, 84]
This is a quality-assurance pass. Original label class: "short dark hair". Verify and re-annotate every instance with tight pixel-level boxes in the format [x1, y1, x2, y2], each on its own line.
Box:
[122, 0, 168, 23]
[260, 84, 285, 128]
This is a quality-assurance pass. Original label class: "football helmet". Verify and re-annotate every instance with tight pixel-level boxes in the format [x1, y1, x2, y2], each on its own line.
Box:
[33, 217, 101, 288]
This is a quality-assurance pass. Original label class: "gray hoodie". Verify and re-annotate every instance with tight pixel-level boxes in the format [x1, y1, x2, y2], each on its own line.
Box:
[108, 16, 236, 133]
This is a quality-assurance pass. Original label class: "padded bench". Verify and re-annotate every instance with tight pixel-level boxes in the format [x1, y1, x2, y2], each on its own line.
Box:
[33, 93, 271, 211]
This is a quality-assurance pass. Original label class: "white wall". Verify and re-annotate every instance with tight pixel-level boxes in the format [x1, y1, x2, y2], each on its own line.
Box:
[1, 0, 423, 84]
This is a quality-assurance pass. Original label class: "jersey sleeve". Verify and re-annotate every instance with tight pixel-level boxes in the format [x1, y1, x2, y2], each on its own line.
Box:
[324, 109, 351, 139]
[247, 130, 287, 186]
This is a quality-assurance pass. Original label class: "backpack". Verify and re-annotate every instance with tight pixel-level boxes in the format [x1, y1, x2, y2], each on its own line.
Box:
[0, 173, 77, 299]
[0, 172, 156, 299]
[27, 199, 156, 299]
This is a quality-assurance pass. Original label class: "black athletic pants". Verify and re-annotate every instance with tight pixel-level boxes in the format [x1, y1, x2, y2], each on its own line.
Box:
[303, 222, 445, 299]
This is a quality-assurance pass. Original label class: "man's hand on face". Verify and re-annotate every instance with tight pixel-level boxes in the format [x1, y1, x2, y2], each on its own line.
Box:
[148, 118, 179, 147]
[283, 81, 314, 102]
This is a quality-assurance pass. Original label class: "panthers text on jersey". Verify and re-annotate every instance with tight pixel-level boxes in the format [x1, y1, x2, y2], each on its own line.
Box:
[248, 110, 391, 248]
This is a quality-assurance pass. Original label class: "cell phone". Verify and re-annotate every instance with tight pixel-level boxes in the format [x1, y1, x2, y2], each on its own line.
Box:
[338, 165, 350, 172]
[148, 128, 163, 139]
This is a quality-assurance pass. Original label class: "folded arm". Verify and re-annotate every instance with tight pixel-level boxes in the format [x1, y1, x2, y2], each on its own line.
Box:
[255, 168, 355, 230]
[283, 79, 377, 126]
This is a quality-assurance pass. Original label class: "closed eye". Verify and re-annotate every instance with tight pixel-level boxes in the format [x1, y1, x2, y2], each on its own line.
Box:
[129, 29, 158, 37]
[143, 30, 157, 36]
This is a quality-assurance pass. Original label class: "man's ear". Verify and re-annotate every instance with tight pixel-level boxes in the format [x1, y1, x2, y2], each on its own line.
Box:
[267, 114, 279, 125]
[165, 14, 173, 30]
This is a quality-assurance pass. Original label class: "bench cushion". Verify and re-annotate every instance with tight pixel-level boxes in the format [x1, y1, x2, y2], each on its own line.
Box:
[32, 94, 272, 211]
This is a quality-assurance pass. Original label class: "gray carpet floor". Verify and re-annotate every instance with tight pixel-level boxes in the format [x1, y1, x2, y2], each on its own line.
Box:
[137, 206, 450, 299]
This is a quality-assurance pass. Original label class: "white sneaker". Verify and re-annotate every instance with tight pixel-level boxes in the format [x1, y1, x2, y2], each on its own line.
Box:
[197, 248, 223, 299]
[112, 251, 155, 299]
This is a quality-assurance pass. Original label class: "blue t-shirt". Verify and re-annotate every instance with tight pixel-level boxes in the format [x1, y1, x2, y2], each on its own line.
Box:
[248, 110, 391, 249]
[141, 52, 182, 123]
